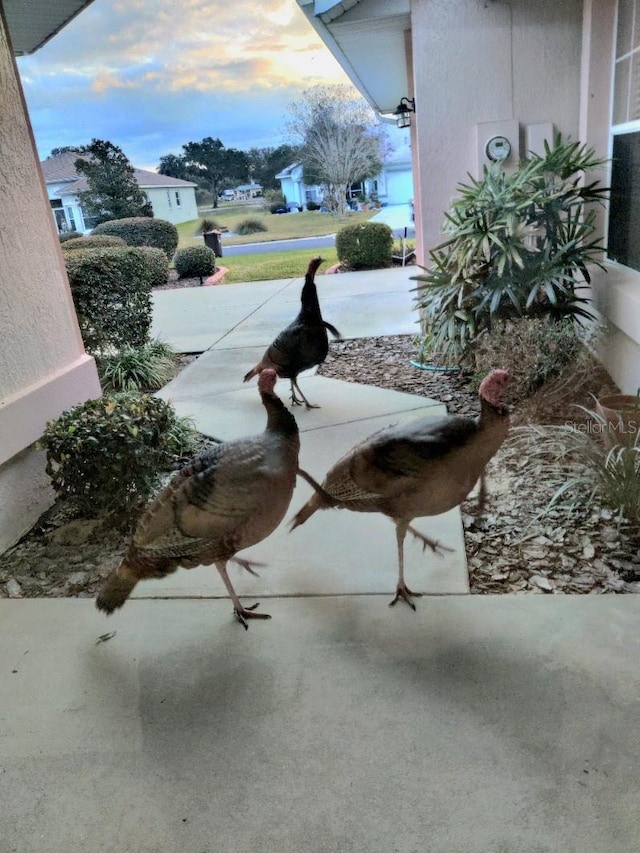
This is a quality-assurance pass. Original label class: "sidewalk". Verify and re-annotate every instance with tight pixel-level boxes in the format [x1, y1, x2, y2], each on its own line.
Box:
[2, 266, 639, 852]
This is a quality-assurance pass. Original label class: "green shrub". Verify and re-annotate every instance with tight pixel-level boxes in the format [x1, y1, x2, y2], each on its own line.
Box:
[336, 222, 393, 270]
[472, 317, 583, 403]
[235, 217, 267, 236]
[138, 246, 170, 288]
[42, 392, 197, 520]
[97, 339, 177, 392]
[61, 235, 127, 251]
[174, 245, 216, 283]
[92, 217, 179, 259]
[413, 134, 609, 367]
[306, 200, 320, 211]
[64, 247, 153, 354]
[59, 230, 83, 243]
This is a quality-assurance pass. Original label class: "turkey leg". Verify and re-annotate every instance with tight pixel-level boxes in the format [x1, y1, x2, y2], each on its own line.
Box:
[389, 521, 422, 610]
[407, 525, 454, 556]
[290, 379, 319, 410]
[215, 561, 271, 629]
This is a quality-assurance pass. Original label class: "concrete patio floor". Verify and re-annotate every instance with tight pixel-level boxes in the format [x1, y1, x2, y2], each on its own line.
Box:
[3, 265, 640, 852]
[2, 597, 639, 852]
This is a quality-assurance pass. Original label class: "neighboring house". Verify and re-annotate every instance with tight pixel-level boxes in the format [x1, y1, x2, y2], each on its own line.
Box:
[275, 143, 413, 208]
[40, 151, 199, 233]
[297, 0, 640, 394]
[233, 182, 263, 200]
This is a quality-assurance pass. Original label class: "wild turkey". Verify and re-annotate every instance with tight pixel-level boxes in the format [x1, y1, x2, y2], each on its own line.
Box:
[291, 369, 510, 609]
[243, 256, 341, 409]
[96, 369, 314, 628]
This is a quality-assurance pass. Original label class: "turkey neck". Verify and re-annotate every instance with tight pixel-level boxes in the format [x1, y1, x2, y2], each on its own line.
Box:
[262, 391, 299, 438]
[298, 276, 322, 324]
[478, 395, 510, 448]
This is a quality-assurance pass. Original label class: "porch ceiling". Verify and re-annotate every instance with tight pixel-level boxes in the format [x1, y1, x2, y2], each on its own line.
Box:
[297, 0, 411, 118]
[3, 0, 96, 56]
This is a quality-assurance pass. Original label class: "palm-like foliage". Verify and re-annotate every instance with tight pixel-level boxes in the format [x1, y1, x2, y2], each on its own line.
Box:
[413, 135, 609, 366]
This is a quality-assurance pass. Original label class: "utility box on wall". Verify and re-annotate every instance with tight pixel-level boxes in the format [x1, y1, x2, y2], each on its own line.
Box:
[476, 119, 522, 173]
[524, 122, 556, 157]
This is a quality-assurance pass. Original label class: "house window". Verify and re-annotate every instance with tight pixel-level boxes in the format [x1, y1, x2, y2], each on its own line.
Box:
[175, 191, 181, 206]
[347, 182, 365, 201]
[608, 0, 640, 270]
[166, 190, 172, 208]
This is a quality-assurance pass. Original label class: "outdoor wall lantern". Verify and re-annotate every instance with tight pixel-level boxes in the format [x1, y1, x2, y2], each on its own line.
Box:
[394, 97, 415, 128]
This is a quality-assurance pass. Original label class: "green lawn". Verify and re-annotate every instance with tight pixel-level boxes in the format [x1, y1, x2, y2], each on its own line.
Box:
[176, 204, 376, 249]
[218, 248, 339, 283]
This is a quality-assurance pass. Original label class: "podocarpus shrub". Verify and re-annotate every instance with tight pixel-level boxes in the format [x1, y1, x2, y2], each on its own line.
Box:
[336, 222, 393, 270]
[61, 235, 127, 251]
[64, 247, 153, 354]
[42, 392, 197, 520]
[306, 200, 320, 211]
[92, 217, 179, 259]
[174, 245, 216, 283]
[472, 317, 583, 403]
[138, 246, 170, 288]
[235, 217, 267, 236]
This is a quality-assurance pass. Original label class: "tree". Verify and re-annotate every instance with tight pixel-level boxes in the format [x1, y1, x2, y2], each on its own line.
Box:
[181, 137, 249, 208]
[246, 144, 301, 191]
[48, 145, 83, 158]
[74, 139, 153, 226]
[157, 153, 198, 184]
[287, 85, 386, 216]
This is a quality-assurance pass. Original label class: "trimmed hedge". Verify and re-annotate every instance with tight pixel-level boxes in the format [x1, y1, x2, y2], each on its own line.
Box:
[64, 247, 153, 354]
[61, 235, 127, 251]
[92, 217, 179, 258]
[42, 392, 196, 519]
[306, 200, 320, 211]
[138, 246, 170, 288]
[174, 245, 216, 282]
[336, 222, 393, 270]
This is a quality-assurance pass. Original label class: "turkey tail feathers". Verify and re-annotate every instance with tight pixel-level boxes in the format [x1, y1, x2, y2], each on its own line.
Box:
[243, 365, 260, 383]
[95, 561, 138, 614]
[323, 321, 342, 340]
[289, 494, 322, 531]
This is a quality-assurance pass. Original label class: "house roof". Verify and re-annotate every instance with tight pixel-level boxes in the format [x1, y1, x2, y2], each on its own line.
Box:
[235, 183, 263, 191]
[5, 0, 96, 56]
[275, 163, 301, 180]
[40, 152, 197, 196]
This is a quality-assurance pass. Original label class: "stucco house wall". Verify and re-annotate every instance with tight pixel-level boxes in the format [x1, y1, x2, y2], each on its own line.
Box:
[0, 8, 101, 551]
[143, 183, 198, 225]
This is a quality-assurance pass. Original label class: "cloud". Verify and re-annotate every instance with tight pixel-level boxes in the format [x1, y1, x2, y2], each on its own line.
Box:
[17, 0, 353, 167]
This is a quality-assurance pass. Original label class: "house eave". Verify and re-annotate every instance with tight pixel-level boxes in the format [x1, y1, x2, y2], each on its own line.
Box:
[4, 0, 97, 56]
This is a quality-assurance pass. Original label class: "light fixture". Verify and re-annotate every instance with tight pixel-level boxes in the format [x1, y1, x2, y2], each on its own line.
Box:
[393, 97, 415, 128]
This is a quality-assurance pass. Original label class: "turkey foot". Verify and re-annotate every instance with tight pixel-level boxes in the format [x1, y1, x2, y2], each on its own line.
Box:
[389, 582, 423, 611]
[290, 380, 320, 410]
[234, 602, 272, 630]
[407, 525, 454, 556]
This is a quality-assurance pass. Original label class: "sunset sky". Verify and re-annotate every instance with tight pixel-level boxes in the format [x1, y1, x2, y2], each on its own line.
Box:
[17, 0, 370, 170]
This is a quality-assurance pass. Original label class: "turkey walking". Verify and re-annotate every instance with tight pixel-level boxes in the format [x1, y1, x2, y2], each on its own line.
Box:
[291, 369, 510, 609]
[96, 370, 307, 628]
[243, 256, 341, 409]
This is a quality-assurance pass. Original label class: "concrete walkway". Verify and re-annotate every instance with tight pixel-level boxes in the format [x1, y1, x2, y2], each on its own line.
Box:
[3, 265, 640, 852]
